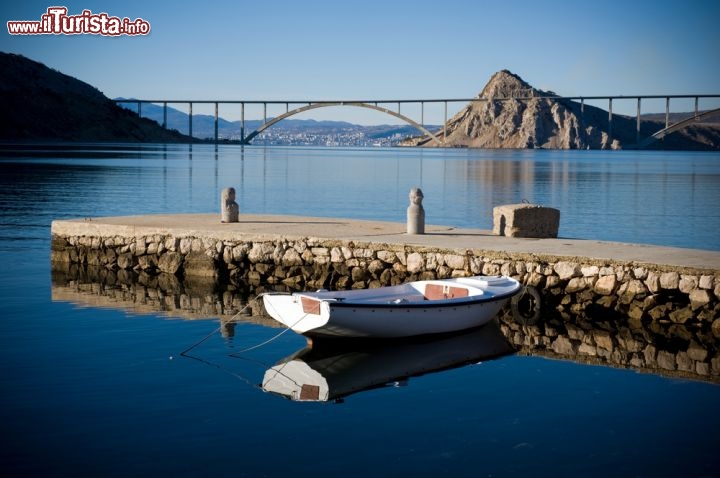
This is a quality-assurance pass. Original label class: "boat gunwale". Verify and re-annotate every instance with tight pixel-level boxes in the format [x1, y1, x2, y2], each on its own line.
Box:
[324, 288, 519, 310]
[269, 276, 523, 311]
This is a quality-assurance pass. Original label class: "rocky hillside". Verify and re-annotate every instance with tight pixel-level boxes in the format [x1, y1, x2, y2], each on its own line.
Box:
[0, 52, 190, 142]
[403, 70, 720, 150]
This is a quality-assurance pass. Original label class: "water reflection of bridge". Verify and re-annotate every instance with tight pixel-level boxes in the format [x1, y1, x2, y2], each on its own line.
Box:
[51, 268, 720, 384]
[115, 94, 720, 148]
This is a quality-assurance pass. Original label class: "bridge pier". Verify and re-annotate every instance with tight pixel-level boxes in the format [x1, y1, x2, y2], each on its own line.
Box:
[214, 102, 218, 143]
[444, 101, 447, 144]
[636, 98, 641, 146]
[608, 98, 613, 143]
[241, 103, 245, 144]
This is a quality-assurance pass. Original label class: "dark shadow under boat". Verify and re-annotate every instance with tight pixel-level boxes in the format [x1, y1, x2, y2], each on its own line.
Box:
[261, 320, 514, 402]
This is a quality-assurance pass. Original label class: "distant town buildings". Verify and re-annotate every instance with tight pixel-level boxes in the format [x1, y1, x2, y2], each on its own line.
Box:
[226, 128, 414, 147]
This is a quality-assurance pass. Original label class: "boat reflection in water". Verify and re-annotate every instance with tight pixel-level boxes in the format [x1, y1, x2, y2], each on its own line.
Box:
[261, 321, 514, 402]
[50, 270, 720, 386]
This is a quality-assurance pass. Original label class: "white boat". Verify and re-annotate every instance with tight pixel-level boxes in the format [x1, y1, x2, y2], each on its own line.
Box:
[261, 275, 522, 338]
[262, 320, 514, 402]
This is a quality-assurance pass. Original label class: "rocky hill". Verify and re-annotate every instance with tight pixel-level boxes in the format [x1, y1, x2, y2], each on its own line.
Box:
[0, 52, 190, 142]
[402, 70, 720, 150]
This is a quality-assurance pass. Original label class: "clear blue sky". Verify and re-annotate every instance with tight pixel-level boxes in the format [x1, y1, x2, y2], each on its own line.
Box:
[2, 0, 719, 124]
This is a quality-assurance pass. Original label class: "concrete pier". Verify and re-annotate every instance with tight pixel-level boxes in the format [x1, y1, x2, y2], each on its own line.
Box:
[51, 213, 720, 329]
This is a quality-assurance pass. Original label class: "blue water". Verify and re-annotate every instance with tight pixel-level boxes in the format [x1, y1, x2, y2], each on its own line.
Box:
[1, 144, 719, 477]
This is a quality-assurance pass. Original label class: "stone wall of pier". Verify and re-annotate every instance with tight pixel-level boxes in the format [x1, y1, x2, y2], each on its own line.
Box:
[51, 232, 720, 331]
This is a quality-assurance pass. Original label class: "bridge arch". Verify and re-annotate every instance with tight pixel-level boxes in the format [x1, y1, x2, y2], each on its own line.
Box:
[242, 102, 442, 145]
[639, 107, 720, 148]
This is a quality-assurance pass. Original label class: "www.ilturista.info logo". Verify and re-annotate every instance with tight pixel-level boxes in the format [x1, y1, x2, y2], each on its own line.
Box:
[7, 7, 150, 36]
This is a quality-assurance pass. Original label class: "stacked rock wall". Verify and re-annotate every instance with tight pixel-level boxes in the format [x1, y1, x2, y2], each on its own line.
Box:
[51, 232, 720, 330]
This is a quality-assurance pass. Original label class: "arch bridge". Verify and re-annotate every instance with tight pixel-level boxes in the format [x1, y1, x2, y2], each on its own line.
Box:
[243, 102, 442, 145]
[115, 95, 720, 147]
[637, 107, 720, 148]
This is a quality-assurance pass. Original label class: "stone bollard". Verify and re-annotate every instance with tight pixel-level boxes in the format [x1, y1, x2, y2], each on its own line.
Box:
[407, 187, 425, 234]
[493, 203, 560, 238]
[221, 187, 239, 223]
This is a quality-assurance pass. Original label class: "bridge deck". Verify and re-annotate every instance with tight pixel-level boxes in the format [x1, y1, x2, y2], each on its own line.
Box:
[115, 94, 720, 146]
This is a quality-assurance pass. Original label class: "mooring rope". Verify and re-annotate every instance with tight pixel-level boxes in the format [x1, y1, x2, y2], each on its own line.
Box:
[179, 324, 222, 356]
[177, 292, 321, 398]
[179, 297, 258, 356]
[180, 291, 315, 358]
[181, 348, 263, 391]
[229, 293, 314, 357]
[227, 326, 295, 356]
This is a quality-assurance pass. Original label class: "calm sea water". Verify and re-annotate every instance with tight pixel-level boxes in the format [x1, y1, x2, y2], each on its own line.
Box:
[1, 144, 719, 477]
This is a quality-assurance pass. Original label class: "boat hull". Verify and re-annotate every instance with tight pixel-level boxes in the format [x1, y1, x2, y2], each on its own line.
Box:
[262, 276, 522, 338]
[315, 297, 509, 337]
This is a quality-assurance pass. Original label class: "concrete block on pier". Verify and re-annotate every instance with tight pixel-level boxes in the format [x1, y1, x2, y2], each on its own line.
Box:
[493, 203, 560, 238]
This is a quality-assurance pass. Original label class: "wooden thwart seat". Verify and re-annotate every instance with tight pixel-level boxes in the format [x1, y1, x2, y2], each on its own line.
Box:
[424, 284, 469, 300]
